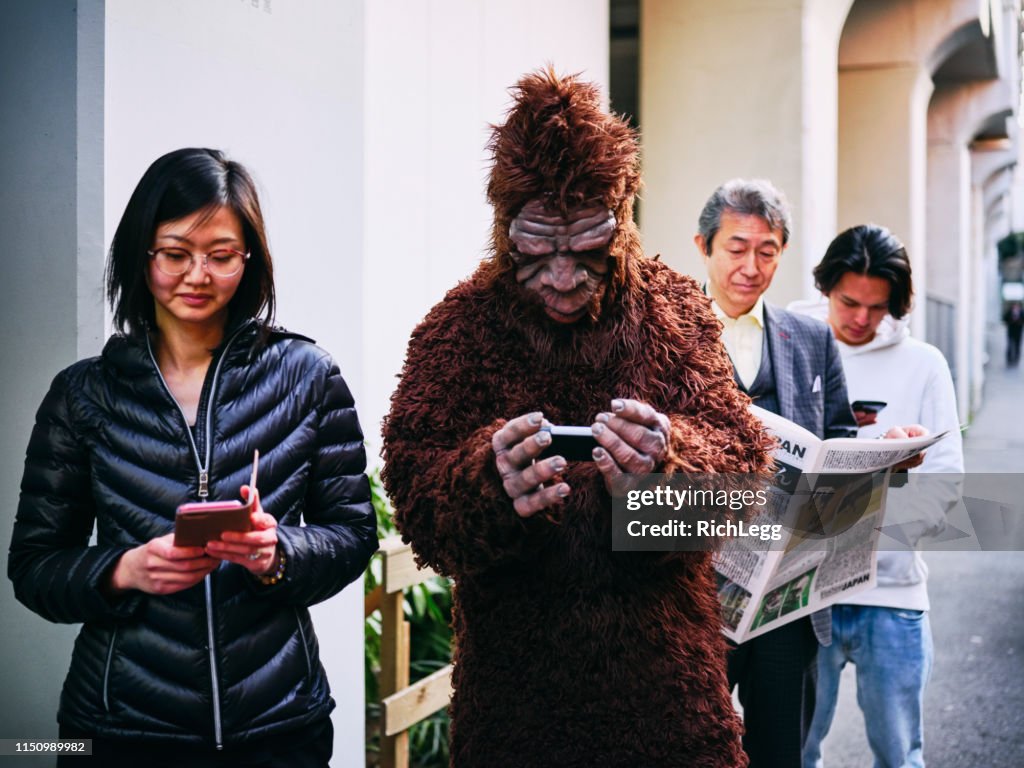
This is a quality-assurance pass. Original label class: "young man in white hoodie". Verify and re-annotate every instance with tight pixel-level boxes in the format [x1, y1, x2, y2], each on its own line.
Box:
[792, 224, 964, 768]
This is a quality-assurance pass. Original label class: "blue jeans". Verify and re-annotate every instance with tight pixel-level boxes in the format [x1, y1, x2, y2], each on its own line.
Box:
[803, 605, 933, 768]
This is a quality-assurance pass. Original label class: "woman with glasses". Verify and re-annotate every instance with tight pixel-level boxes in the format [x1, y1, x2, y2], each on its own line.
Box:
[8, 148, 377, 766]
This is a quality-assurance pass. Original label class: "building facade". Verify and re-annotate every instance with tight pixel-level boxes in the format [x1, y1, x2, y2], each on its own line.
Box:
[1, 0, 1019, 761]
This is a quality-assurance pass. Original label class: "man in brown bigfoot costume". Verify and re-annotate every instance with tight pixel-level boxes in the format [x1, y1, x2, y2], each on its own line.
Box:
[382, 68, 774, 767]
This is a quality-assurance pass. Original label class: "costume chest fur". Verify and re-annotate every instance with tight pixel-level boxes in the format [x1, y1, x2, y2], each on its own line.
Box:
[383, 258, 770, 767]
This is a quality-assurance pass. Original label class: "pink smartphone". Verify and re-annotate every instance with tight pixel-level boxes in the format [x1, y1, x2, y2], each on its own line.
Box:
[173, 450, 259, 547]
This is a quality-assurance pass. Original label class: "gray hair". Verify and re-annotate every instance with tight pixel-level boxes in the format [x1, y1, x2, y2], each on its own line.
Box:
[696, 178, 792, 253]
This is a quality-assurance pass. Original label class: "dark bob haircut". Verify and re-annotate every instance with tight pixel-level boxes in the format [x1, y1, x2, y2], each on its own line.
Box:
[814, 224, 913, 319]
[105, 147, 276, 336]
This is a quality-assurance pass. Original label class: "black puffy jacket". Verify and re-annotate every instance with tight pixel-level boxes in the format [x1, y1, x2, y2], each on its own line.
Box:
[8, 320, 378, 747]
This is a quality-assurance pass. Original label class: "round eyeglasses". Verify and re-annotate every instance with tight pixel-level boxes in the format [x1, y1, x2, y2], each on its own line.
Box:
[148, 247, 250, 278]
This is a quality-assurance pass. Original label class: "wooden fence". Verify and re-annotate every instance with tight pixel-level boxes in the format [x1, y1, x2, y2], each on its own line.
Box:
[364, 535, 454, 768]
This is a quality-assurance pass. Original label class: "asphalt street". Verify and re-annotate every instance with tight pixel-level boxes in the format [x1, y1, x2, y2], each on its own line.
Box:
[817, 326, 1024, 767]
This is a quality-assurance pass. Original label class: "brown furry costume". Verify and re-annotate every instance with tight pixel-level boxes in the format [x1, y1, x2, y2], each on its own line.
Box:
[382, 69, 774, 768]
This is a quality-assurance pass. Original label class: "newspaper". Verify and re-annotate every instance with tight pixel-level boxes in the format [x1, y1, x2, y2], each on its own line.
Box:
[715, 405, 951, 643]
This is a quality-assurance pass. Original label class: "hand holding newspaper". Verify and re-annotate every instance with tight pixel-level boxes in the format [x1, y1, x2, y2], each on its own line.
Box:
[715, 407, 951, 643]
[750, 405, 949, 475]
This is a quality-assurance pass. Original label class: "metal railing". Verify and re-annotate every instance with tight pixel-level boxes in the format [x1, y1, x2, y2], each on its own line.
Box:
[926, 294, 957, 381]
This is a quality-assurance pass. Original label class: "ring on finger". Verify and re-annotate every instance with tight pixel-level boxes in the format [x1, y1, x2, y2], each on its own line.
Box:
[247, 552, 262, 561]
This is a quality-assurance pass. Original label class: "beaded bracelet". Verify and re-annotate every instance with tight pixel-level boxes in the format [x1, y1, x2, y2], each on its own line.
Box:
[259, 550, 287, 586]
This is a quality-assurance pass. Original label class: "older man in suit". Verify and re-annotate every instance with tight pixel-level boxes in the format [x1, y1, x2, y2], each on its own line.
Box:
[696, 178, 857, 767]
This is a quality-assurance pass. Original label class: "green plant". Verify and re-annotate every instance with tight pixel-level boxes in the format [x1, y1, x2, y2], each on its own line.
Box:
[365, 468, 453, 768]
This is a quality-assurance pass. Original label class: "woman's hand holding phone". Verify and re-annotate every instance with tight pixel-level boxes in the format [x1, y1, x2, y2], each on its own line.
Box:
[205, 486, 280, 577]
[105, 534, 220, 597]
[108, 450, 279, 593]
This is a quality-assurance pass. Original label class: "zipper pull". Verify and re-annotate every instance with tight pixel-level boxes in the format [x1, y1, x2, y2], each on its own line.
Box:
[199, 470, 209, 499]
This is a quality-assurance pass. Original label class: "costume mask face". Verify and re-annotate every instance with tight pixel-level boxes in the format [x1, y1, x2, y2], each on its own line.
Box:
[509, 199, 615, 324]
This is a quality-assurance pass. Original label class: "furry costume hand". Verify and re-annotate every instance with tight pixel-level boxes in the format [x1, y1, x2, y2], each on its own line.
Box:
[591, 398, 670, 490]
[492, 411, 570, 517]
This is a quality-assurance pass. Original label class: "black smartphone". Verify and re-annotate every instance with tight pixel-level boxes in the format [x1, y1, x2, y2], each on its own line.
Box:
[537, 425, 598, 462]
[851, 400, 887, 414]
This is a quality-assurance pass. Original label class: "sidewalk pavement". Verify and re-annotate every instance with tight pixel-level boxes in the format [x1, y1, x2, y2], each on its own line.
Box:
[812, 322, 1024, 767]
[961, 327, 1024, 473]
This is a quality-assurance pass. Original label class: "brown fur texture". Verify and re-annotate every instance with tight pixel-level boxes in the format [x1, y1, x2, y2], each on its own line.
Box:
[382, 70, 774, 767]
[483, 66, 643, 311]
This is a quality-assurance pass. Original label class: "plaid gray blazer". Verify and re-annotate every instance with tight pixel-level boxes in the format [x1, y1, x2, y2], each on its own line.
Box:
[762, 303, 857, 441]
[756, 304, 857, 645]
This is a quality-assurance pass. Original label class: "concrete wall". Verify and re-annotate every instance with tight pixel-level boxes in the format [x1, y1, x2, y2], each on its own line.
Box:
[3, 0, 1018, 759]
[836, 0, 1018, 420]
[0, 0, 103, 748]
[360, 0, 610, 461]
[104, 0, 367, 757]
[1, 0, 608, 760]
[640, 0, 852, 307]
[927, 76, 1016, 421]
[0, 0, 368, 758]
[837, 63, 932, 339]
[835, 0, 975, 340]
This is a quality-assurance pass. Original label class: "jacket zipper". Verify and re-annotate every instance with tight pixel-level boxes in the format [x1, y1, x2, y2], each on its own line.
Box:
[204, 577, 223, 746]
[102, 627, 118, 712]
[294, 608, 313, 679]
[145, 321, 250, 749]
[145, 322, 249, 498]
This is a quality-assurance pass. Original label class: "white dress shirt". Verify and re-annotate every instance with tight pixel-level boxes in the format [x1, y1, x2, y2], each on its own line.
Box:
[709, 294, 765, 389]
